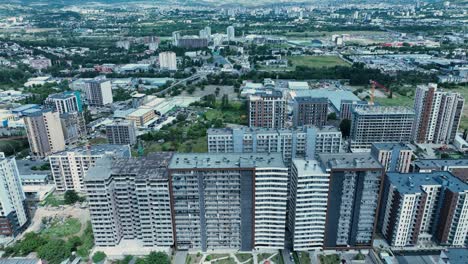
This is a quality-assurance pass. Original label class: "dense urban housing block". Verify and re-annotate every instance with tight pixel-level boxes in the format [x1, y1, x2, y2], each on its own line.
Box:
[248, 90, 287, 129]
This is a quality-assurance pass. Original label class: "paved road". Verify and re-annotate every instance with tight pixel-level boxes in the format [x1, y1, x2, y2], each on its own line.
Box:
[282, 249, 294, 264]
[156, 72, 208, 96]
[174, 251, 187, 264]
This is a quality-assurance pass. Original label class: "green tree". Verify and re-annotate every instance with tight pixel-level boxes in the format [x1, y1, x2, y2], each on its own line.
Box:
[339, 119, 352, 138]
[146, 251, 170, 264]
[37, 239, 71, 264]
[92, 251, 107, 263]
[64, 190, 81, 204]
[327, 112, 337, 120]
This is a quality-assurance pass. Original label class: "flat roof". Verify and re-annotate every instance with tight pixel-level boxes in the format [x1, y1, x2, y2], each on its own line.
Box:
[291, 89, 360, 111]
[85, 153, 173, 182]
[414, 159, 468, 169]
[353, 105, 415, 115]
[11, 104, 39, 112]
[51, 144, 130, 157]
[0, 259, 40, 264]
[293, 159, 327, 176]
[208, 125, 339, 136]
[47, 91, 77, 100]
[319, 153, 383, 170]
[442, 248, 468, 264]
[372, 143, 412, 151]
[387, 171, 468, 194]
[128, 108, 154, 117]
[169, 153, 286, 169]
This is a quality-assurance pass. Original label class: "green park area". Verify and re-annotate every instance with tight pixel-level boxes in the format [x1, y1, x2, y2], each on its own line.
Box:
[2, 219, 94, 264]
[288, 55, 350, 68]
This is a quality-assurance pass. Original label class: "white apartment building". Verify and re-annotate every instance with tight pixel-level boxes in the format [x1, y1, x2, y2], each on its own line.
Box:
[159, 52, 177, 71]
[289, 159, 330, 251]
[0, 153, 28, 237]
[49, 144, 131, 192]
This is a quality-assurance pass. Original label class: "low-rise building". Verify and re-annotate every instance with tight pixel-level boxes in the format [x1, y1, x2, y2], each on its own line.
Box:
[126, 108, 156, 127]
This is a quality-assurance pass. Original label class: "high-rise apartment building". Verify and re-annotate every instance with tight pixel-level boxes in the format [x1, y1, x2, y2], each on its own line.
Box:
[85, 154, 174, 247]
[0, 152, 29, 237]
[379, 171, 468, 247]
[49, 144, 131, 192]
[45, 91, 83, 114]
[84, 79, 113, 106]
[350, 106, 415, 151]
[207, 126, 342, 162]
[59, 112, 87, 145]
[227, 26, 235, 41]
[168, 153, 288, 251]
[159, 52, 177, 71]
[248, 90, 287, 129]
[23, 109, 66, 158]
[318, 153, 384, 249]
[289, 159, 330, 251]
[292, 97, 328, 127]
[0, 153, 29, 237]
[339, 100, 369, 120]
[371, 143, 413, 173]
[106, 120, 137, 146]
[413, 83, 464, 144]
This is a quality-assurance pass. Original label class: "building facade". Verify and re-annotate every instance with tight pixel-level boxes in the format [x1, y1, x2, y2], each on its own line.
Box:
[0, 153, 28, 237]
[248, 90, 287, 129]
[289, 159, 330, 251]
[350, 106, 415, 151]
[379, 171, 468, 247]
[371, 143, 413, 173]
[85, 154, 173, 247]
[45, 91, 83, 114]
[23, 109, 66, 158]
[106, 120, 137, 146]
[319, 153, 384, 249]
[413, 83, 465, 144]
[207, 126, 342, 163]
[292, 97, 328, 127]
[49, 144, 131, 192]
[159, 52, 177, 71]
[168, 153, 288, 251]
[84, 79, 113, 106]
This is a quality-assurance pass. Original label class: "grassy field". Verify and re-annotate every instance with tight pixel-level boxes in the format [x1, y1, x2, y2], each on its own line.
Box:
[319, 254, 341, 264]
[374, 94, 414, 107]
[235, 253, 252, 263]
[143, 136, 207, 154]
[288, 55, 350, 68]
[41, 193, 65, 207]
[41, 218, 81, 238]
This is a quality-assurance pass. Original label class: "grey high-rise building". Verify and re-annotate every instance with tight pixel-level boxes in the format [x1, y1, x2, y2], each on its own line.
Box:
[292, 97, 328, 127]
[370, 143, 413, 173]
[207, 126, 342, 163]
[248, 90, 287, 129]
[106, 120, 137, 146]
[85, 153, 174, 247]
[318, 153, 384, 249]
[84, 79, 113, 106]
[168, 153, 288, 251]
[350, 106, 415, 151]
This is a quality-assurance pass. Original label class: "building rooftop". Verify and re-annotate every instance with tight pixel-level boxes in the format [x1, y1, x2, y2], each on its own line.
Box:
[372, 143, 412, 151]
[50, 144, 130, 157]
[128, 108, 154, 117]
[294, 96, 328, 104]
[169, 153, 286, 169]
[291, 89, 360, 111]
[441, 248, 468, 264]
[0, 259, 40, 264]
[319, 153, 383, 170]
[11, 104, 40, 113]
[22, 108, 52, 117]
[414, 159, 468, 169]
[293, 159, 327, 176]
[85, 153, 173, 182]
[47, 91, 78, 100]
[249, 89, 283, 99]
[387, 171, 468, 194]
[353, 105, 415, 115]
[207, 125, 339, 136]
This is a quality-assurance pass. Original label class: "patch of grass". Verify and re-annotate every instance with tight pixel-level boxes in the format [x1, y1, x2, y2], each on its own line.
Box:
[235, 253, 252, 263]
[298, 252, 310, 264]
[319, 254, 341, 264]
[287, 55, 349, 68]
[76, 221, 94, 261]
[41, 193, 65, 207]
[207, 254, 229, 261]
[258, 253, 274, 262]
[41, 218, 81, 238]
[212, 257, 236, 264]
[186, 253, 203, 264]
[88, 137, 108, 145]
[374, 94, 414, 107]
